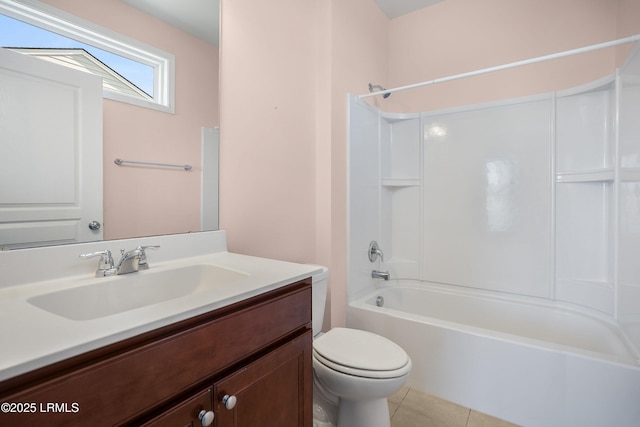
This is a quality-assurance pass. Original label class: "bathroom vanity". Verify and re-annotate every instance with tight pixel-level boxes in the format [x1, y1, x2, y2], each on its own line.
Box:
[0, 231, 317, 426]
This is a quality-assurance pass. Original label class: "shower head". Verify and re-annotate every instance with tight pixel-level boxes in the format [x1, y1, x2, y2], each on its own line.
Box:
[368, 83, 391, 98]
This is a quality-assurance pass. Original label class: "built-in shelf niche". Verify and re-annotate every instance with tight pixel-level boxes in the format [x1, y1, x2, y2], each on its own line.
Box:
[555, 77, 614, 166]
[555, 181, 614, 313]
[554, 77, 616, 314]
[617, 45, 640, 348]
[380, 114, 421, 278]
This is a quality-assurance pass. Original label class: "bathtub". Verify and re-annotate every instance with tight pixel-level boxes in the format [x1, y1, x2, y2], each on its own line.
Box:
[347, 281, 640, 427]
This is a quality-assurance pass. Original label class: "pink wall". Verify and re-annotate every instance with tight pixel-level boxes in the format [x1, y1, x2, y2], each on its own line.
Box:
[221, 0, 640, 328]
[42, 0, 219, 240]
[328, 1, 389, 326]
[386, 0, 620, 113]
[219, 0, 387, 327]
[219, 0, 319, 262]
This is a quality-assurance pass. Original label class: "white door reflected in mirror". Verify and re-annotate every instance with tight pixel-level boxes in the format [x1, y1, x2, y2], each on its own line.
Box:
[0, 48, 103, 249]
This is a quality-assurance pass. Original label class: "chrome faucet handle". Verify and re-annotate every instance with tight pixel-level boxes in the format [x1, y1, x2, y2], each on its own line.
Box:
[136, 245, 160, 270]
[79, 250, 117, 277]
[137, 245, 160, 252]
[368, 241, 384, 263]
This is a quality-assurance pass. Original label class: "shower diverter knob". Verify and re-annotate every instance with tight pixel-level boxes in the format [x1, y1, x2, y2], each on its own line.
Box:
[368, 241, 384, 262]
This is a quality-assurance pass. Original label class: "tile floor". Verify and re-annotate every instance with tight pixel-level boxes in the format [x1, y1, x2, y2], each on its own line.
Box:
[389, 387, 520, 427]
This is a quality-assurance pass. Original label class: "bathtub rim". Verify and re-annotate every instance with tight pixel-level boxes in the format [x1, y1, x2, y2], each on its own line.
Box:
[348, 280, 640, 368]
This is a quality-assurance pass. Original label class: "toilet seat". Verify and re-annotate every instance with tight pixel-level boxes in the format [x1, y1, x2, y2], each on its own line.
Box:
[313, 328, 411, 379]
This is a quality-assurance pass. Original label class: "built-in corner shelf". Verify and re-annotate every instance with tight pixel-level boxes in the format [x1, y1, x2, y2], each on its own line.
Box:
[556, 168, 614, 183]
[381, 178, 421, 187]
[557, 167, 640, 182]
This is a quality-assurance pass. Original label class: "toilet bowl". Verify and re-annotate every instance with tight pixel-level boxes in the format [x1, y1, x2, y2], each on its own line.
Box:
[310, 266, 411, 427]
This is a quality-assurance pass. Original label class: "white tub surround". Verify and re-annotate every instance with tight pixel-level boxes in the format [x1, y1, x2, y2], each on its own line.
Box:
[347, 42, 640, 427]
[0, 230, 321, 381]
[347, 43, 640, 348]
[348, 283, 640, 427]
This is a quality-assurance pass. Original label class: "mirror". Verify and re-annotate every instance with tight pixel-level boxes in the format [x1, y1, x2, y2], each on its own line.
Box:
[0, 0, 220, 249]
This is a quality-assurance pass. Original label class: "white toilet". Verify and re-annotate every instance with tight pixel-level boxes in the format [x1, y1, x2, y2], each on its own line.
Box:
[311, 267, 412, 427]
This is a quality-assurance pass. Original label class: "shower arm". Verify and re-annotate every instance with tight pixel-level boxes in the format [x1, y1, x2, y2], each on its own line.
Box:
[359, 34, 640, 99]
[368, 83, 391, 98]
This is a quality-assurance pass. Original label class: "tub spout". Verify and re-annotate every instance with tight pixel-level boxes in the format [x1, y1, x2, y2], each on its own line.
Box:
[372, 270, 390, 280]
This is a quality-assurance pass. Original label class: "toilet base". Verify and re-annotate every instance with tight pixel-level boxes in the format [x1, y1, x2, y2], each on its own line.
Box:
[337, 397, 390, 427]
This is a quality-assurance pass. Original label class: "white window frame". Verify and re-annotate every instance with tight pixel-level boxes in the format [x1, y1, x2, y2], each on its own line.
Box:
[0, 0, 175, 113]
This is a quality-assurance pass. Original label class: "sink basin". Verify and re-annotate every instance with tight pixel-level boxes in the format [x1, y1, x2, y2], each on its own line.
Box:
[28, 264, 250, 321]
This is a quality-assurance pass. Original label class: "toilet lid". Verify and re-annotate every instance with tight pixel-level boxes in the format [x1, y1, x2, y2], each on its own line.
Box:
[313, 328, 409, 372]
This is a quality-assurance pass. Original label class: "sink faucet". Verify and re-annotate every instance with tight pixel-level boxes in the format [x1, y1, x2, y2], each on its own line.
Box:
[116, 245, 160, 275]
[115, 248, 142, 275]
[81, 246, 160, 277]
[372, 270, 390, 280]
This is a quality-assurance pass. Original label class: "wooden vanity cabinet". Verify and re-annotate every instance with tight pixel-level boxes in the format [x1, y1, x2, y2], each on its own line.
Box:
[0, 279, 312, 427]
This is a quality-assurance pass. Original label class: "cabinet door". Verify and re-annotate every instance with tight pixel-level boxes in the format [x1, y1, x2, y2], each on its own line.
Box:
[214, 331, 312, 427]
[139, 388, 213, 427]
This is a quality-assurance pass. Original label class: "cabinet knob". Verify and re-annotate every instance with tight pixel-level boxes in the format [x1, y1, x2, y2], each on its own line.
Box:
[222, 394, 237, 410]
[198, 410, 215, 426]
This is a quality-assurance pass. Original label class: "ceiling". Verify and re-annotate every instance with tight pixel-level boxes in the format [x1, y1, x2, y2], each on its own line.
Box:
[121, 0, 443, 46]
[374, 0, 444, 19]
[122, 0, 220, 46]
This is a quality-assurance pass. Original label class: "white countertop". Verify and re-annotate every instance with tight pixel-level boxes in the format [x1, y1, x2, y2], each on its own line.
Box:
[0, 231, 321, 382]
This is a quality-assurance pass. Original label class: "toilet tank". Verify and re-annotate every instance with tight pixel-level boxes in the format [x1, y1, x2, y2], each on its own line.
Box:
[310, 265, 329, 337]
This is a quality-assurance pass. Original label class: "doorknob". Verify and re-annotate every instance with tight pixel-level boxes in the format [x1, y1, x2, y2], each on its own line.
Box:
[88, 220, 101, 231]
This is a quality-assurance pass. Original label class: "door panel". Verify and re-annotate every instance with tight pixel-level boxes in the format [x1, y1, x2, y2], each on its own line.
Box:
[214, 332, 312, 427]
[0, 48, 103, 249]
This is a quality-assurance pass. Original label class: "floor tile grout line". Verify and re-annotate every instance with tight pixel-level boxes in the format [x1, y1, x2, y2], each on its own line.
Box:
[390, 387, 518, 427]
[389, 386, 409, 421]
[464, 408, 471, 427]
[398, 386, 410, 403]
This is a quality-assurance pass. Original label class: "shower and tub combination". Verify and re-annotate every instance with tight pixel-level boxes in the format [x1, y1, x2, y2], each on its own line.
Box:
[347, 40, 640, 427]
